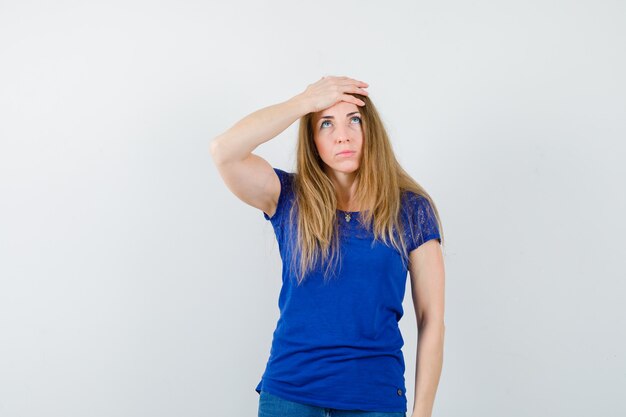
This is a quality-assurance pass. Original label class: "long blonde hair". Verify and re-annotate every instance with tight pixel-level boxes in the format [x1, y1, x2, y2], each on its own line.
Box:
[283, 93, 444, 286]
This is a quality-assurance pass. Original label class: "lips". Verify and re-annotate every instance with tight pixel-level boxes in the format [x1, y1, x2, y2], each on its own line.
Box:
[336, 150, 355, 156]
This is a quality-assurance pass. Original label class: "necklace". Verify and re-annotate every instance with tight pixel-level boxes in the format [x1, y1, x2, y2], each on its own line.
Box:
[338, 210, 353, 222]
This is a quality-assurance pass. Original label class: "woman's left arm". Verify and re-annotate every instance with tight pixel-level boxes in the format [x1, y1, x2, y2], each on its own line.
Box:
[408, 239, 446, 417]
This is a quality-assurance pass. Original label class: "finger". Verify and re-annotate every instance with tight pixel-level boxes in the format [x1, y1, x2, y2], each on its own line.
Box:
[344, 78, 368, 87]
[350, 85, 369, 95]
[338, 79, 369, 89]
[342, 94, 366, 106]
[337, 82, 368, 96]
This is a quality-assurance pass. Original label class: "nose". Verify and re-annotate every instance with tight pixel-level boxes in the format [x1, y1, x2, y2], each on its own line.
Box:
[334, 125, 351, 143]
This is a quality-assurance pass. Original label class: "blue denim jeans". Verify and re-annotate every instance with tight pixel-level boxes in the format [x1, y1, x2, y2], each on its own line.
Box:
[258, 390, 407, 417]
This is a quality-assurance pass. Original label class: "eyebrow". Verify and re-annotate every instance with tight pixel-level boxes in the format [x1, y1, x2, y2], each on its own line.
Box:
[319, 111, 361, 120]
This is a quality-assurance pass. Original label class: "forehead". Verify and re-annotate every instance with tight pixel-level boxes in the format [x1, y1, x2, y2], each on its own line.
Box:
[313, 101, 360, 123]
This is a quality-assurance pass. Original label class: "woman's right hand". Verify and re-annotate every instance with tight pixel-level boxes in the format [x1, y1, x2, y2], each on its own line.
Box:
[296, 75, 369, 113]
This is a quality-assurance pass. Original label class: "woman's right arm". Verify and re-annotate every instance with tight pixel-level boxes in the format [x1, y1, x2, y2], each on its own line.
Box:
[209, 76, 368, 218]
[209, 94, 312, 218]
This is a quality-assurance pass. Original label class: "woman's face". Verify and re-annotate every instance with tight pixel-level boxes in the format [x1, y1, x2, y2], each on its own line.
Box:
[312, 101, 364, 176]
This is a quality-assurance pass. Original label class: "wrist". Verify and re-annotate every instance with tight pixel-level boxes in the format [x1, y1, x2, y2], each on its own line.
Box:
[286, 93, 313, 117]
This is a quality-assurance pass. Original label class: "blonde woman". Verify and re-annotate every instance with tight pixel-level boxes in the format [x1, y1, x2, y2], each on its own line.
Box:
[210, 76, 446, 417]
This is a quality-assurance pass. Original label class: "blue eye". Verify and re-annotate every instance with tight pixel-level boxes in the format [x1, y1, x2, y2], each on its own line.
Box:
[320, 117, 361, 129]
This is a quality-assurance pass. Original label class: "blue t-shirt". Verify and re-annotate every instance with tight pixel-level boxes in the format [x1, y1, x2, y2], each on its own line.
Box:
[255, 167, 441, 412]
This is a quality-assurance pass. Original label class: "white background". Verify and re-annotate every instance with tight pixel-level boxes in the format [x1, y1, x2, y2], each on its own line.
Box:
[1, 1, 624, 416]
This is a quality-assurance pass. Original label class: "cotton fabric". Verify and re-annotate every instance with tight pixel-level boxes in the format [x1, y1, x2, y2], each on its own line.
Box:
[255, 168, 441, 412]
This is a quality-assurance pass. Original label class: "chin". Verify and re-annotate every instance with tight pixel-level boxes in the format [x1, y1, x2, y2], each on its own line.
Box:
[334, 164, 360, 174]
[322, 159, 360, 174]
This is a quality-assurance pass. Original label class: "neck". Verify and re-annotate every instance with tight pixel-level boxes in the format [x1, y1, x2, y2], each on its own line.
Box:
[326, 170, 359, 211]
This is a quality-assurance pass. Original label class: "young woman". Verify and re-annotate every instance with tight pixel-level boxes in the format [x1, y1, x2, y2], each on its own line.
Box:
[210, 76, 446, 417]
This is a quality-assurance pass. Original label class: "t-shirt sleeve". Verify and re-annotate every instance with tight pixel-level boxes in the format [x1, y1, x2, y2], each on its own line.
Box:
[262, 167, 293, 222]
[405, 193, 442, 253]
